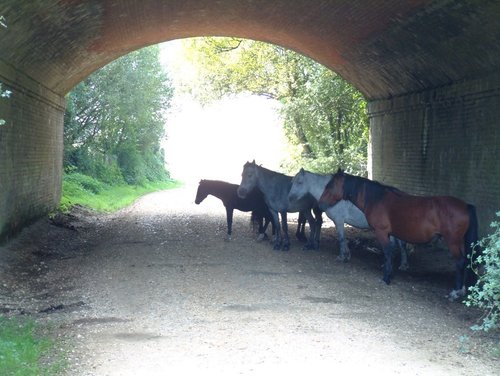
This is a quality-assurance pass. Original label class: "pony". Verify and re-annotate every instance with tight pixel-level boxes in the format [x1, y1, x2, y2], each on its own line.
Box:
[195, 179, 274, 241]
[288, 168, 410, 269]
[318, 169, 478, 300]
[237, 161, 323, 251]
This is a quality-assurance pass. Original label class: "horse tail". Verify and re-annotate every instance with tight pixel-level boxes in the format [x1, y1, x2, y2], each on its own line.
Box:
[464, 204, 479, 288]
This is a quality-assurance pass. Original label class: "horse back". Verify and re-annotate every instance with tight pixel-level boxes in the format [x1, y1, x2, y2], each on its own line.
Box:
[367, 192, 470, 244]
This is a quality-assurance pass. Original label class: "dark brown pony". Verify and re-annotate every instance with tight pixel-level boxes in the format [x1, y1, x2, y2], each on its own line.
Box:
[318, 169, 478, 300]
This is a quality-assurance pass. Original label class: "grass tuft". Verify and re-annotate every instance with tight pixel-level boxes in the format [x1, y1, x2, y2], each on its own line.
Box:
[0, 315, 65, 375]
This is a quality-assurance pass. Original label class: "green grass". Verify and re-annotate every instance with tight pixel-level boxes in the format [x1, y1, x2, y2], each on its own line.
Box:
[0, 316, 65, 376]
[60, 173, 182, 213]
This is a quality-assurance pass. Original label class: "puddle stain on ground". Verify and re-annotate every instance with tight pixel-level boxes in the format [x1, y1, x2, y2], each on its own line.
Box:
[113, 332, 164, 342]
[301, 295, 341, 304]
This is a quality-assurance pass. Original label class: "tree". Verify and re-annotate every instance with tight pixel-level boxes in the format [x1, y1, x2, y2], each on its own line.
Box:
[181, 37, 368, 175]
[64, 45, 174, 184]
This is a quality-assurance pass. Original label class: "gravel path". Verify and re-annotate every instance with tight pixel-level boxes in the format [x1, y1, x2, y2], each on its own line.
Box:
[0, 186, 498, 375]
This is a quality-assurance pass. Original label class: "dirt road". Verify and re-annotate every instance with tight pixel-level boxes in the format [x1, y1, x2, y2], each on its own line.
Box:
[0, 187, 498, 375]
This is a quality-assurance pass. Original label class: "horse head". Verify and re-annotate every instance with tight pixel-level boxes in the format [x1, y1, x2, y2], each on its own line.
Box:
[288, 168, 307, 203]
[318, 169, 345, 210]
[237, 160, 259, 198]
[194, 179, 208, 204]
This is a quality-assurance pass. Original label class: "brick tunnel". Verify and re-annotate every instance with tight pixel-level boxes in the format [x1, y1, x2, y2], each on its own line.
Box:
[0, 0, 499, 239]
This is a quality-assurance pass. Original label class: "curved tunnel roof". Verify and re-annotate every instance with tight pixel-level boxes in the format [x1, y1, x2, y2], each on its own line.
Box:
[1, 0, 499, 99]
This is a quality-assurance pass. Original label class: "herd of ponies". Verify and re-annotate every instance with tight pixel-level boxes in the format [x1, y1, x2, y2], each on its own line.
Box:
[195, 160, 479, 301]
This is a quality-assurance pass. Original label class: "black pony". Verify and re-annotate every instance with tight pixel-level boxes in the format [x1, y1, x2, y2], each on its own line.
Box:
[195, 179, 276, 241]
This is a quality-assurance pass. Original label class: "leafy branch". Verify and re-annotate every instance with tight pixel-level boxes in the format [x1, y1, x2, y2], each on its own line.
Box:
[464, 212, 500, 331]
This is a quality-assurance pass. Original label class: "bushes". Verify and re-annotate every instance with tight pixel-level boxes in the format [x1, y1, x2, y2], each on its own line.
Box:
[63, 173, 106, 194]
[465, 212, 500, 332]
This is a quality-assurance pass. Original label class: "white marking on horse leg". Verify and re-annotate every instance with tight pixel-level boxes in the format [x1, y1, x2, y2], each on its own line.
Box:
[446, 287, 466, 301]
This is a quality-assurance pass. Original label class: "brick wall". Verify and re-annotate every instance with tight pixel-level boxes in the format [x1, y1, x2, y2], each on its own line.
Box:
[368, 73, 500, 237]
[0, 62, 64, 241]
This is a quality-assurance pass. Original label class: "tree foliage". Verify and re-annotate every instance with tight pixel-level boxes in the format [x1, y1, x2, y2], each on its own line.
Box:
[182, 37, 368, 175]
[64, 45, 173, 185]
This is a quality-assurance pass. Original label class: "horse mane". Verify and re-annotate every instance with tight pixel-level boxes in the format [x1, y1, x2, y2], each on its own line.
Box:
[199, 179, 238, 190]
[246, 161, 290, 179]
[343, 173, 404, 206]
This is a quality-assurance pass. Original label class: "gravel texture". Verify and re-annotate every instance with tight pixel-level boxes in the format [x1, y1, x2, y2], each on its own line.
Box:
[0, 186, 498, 375]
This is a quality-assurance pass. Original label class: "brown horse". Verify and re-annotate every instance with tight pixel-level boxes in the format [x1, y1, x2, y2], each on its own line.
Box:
[318, 169, 478, 300]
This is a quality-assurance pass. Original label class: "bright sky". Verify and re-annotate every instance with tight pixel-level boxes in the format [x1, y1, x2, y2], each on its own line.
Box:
[159, 40, 288, 184]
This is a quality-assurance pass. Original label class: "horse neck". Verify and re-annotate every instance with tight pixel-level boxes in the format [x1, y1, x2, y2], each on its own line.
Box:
[255, 166, 291, 200]
[308, 173, 332, 201]
[202, 181, 233, 201]
[344, 175, 367, 211]
[262, 166, 290, 184]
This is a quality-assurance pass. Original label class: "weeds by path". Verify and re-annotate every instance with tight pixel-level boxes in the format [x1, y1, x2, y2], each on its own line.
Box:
[0, 315, 65, 376]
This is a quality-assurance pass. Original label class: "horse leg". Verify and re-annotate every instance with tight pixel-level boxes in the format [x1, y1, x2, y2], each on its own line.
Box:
[281, 211, 290, 251]
[257, 214, 270, 242]
[295, 211, 307, 242]
[399, 241, 410, 271]
[374, 230, 394, 284]
[225, 207, 233, 241]
[257, 213, 265, 234]
[313, 208, 323, 250]
[303, 211, 317, 250]
[447, 242, 467, 301]
[270, 210, 282, 250]
[382, 242, 395, 284]
[334, 219, 350, 261]
[390, 237, 409, 271]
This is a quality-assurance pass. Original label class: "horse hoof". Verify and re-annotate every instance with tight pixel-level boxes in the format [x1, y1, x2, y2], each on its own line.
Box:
[256, 233, 267, 242]
[224, 236, 232, 242]
[446, 288, 465, 301]
[335, 256, 348, 263]
[382, 277, 391, 285]
[273, 244, 281, 251]
[282, 245, 290, 251]
[296, 235, 307, 243]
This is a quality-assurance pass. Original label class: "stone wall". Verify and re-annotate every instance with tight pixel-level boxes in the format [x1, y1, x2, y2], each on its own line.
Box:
[368, 73, 500, 237]
[0, 61, 64, 241]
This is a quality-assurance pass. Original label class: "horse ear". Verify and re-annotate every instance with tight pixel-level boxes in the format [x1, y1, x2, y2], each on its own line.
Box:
[299, 168, 305, 173]
[251, 159, 256, 165]
[336, 167, 344, 175]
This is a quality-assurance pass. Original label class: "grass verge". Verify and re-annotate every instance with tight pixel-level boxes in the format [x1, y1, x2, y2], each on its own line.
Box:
[0, 315, 65, 376]
[60, 172, 182, 213]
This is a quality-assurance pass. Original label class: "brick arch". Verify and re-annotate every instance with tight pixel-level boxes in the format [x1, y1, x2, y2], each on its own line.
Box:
[1, 1, 499, 98]
[0, 1, 499, 239]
